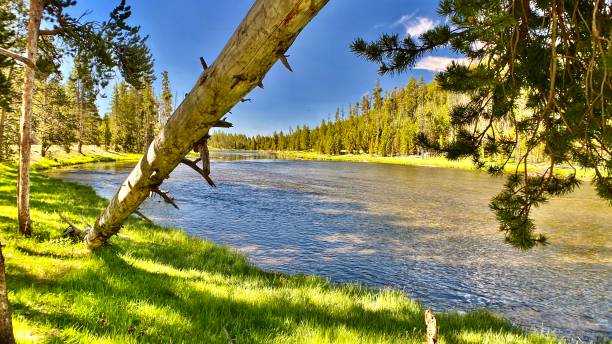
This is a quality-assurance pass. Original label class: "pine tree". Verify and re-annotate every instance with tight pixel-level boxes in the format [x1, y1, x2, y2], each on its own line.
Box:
[68, 57, 100, 154]
[100, 113, 111, 149]
[160, 71, 172, 127]
[109, 81, 136, 151]
[32, 75, 75, 156]
[351, 0, 611, 248]
[140, 81, 159, 151]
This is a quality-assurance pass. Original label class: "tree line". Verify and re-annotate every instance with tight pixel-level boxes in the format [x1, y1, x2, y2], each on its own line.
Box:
[210, 78, 548, 163]
[0, 55, 175, 159]
[210, 78, 457, 155]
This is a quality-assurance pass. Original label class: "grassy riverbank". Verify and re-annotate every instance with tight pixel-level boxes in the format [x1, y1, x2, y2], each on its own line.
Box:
[5, 145, 142, 171]
[268, 151, 595, 180]
[0, 162, 562, 343]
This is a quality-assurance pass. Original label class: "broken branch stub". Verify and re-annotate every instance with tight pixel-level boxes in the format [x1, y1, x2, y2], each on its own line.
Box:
[279, 54, 293, 72]
[181, 157, 216, 187]
[150, 187, 179, 209]
[59, 214, 87, 241]
[424, 309, 438, 344]
[133, 210, 153, 223]
[84, 0, 329, 249]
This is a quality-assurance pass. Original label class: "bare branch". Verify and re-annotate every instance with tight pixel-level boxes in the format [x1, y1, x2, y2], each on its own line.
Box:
[79, 214, 92, 228]
[39, 27, 64, 36]
[133, 210, 153, 223]
[200, 56, 208, 70]
[0, 47, 38, 72]
[181, 158, 216, 187]
[213, 119, 233, 128]
[150, 187, 179, 209]
[279, 54, 293, 72]
[59, 214, 86, 239]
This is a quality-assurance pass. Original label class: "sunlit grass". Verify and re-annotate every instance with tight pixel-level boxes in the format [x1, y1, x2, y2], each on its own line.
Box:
[262, 151, 596, 180]
[0, 161, 564, 343]
[4, 144, 142, 171]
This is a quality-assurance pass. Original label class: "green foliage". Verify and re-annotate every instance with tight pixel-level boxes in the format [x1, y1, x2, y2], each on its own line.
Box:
[211, 78, 457, 157]
[352, 0, 611, 249]
[108, 80, 159, 153]
[32, 75, 76, 156]
[0, 0, 156, 160]
[0, 163, 561, 343]
[160, 70, 172, 126]
[66, 59, 101, 151]
[100, 114, 112, 149]
[0, 0, 15, 110]
[0, 1, 17, 161]
[43, 0, 154, 89]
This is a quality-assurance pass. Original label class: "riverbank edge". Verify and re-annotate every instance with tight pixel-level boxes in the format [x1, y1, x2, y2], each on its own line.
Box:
[212, 149, 595, 180]
[33, 149, 142, 171]
[0, 159, 563, 342]
[3, 144, 142, 171]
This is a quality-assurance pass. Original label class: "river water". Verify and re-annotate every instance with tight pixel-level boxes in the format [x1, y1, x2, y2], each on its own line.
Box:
[50, 151, 612, 342]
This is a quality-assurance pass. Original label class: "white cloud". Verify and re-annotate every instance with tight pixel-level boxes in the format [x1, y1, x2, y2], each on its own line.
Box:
[395, 15, 437, 38]
[414, 56, 469, 72]
[393, 14, 415, 27]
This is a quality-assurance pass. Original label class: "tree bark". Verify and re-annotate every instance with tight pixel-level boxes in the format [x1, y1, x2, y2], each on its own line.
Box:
[77, 79, 84, 155]
[0, 244, 16, 344]
[85, 0, 329, 249]
[424, 309, 438, 344]
[18, 0, 44, 237]
[0, 108, 8, 161]
[0, 66, 14, 161]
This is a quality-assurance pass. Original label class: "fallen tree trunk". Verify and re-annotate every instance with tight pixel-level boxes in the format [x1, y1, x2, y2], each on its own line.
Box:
[85, 0, 329, 249]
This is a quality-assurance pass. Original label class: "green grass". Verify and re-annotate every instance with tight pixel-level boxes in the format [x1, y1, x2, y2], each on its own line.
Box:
[270, 151, 596, 180]
[0, 163, 562, 343]
[31, 146, 142, 171]
[4, 145, 142, 171]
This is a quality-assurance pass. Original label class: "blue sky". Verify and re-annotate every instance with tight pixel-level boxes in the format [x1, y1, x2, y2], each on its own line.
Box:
[62, 1, 463, 136]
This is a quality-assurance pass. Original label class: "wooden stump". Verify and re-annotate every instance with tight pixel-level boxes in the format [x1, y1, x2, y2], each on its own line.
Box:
[425, 309, 437, 344]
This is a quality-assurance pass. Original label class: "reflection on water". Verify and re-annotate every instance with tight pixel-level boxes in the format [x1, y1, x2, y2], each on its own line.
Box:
[51, 151, 612, 342]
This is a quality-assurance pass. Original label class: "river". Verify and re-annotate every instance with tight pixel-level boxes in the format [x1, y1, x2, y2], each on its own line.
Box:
[49, 151, 612, 342]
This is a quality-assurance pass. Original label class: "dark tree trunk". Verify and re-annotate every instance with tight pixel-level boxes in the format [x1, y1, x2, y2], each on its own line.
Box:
[0, 244, 15, 344]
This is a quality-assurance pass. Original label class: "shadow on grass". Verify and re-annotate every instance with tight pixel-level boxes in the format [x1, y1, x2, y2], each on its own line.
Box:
[9, 232, 531, 343]
[0, 165, 555, 343]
